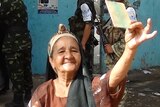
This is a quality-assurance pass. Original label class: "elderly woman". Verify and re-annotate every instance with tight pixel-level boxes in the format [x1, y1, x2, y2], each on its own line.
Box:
[28, 19, 157, 107]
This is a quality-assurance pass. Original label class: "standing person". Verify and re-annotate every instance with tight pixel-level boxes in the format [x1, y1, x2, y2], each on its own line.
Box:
[0, 0, 33, 107]
[29, 18, 157, 107]
[103, 0, 137, 70]
[68, 0, 98, 79]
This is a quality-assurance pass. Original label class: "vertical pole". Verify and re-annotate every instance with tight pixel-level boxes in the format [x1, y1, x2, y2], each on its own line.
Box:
[99, 0, 107, 74]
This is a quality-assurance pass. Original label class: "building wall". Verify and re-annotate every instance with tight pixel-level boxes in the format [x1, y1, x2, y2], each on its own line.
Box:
[24, 0, 160, 74]
[130, 0, 160, 69]
[24, 0, 76, 74]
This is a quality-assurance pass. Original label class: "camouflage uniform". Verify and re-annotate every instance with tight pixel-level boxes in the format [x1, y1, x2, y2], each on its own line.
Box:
[0, 0, 32, 106]
[103, 0, 134, 70]
[103, 21, 126, 69]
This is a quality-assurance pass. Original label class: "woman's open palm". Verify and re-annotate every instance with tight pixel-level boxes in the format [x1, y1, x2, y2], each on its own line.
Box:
[125, 18, 157, 49]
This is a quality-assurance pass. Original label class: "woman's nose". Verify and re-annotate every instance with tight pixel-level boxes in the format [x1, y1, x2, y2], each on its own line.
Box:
[65, 51, 73, 58]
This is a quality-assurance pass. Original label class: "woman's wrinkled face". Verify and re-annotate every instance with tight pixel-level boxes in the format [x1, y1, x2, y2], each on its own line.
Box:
[49, 36, 81, 74]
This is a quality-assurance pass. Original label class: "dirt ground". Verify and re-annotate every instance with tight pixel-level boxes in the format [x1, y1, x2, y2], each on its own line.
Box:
[123, 66, 160, 107]
[31, 66, 160, 107]
[0, 66, 160, 107]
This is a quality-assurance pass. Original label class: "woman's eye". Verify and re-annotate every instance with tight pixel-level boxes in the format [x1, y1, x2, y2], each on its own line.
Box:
[58, 50, 65, 53]
[72, 49, 78, 52]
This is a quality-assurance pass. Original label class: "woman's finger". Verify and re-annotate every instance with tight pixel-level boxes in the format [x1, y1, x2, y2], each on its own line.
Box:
[143, 18, 152, 34]
[128, 21, 143, 33]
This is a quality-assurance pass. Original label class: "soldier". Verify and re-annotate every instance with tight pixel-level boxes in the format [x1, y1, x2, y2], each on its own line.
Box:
[0, 0, 33, 107]
[103, 0, 137, 70]
[68, 0, 98, 79]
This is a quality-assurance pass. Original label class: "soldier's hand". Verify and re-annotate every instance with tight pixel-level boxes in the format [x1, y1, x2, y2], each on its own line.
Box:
[105, 44, 113, 54]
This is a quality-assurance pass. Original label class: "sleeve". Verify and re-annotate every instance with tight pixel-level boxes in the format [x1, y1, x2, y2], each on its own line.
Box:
[92, 72, 126, 107]
[111, 28, 125, 58]
[80, 3, 92, 22]
[28, 80, 53, 107]
[105, 72, 126, 106]
[126, 7, 137, 21]
[28, 86, 45, 107]
[108, 77, 126, 106]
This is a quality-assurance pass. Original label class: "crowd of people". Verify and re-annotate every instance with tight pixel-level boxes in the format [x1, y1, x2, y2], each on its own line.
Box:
[0, 0, 158, 107]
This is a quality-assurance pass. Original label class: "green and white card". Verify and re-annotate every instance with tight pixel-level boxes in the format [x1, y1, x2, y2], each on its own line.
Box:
[105, 0, 131, 28]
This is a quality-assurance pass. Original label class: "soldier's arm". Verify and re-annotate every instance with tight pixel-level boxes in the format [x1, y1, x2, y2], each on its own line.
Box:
[80, 3, 93, 50]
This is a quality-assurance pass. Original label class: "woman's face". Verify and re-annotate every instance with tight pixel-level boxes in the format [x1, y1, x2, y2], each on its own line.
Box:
[49, 36, 81, 74]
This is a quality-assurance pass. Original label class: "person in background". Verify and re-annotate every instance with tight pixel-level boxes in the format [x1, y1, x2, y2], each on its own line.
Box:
[103, 0, 137, 70]
[29, 18, 157, 107]
[68, 0, 98, 79]
[0, 0, 33, 107]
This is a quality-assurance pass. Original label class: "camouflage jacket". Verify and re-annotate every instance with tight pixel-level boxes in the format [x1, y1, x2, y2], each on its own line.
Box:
[103, 18, 126, 58]
[0, 0, 32, 52]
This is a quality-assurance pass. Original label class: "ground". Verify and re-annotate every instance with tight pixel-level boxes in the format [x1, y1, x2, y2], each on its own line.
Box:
[0, 66, 160, 107]
[123, 66, 160, 107]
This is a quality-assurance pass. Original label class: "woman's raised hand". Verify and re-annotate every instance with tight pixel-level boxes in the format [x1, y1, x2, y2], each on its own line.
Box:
[125, 18, 157, 49]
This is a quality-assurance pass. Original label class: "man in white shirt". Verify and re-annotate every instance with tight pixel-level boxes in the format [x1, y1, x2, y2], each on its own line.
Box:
[73, 0, 97, 79]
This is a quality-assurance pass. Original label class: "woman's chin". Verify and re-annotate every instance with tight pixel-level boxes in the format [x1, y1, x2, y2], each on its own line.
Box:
[62, 64, 77, 72]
